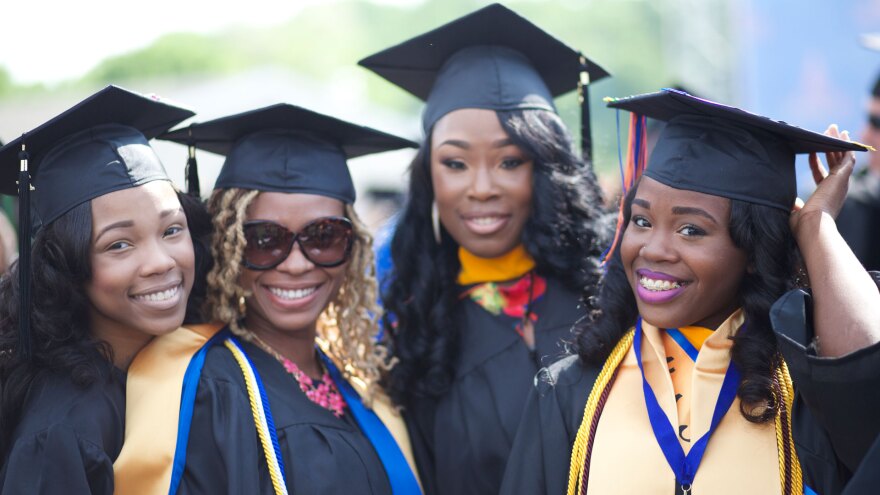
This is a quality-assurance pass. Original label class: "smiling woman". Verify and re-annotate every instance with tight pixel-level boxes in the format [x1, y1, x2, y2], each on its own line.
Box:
[146, 103, 422, 494]
[501, 89, 880, 495]
[359, 5, 609, 493]
[0, 86, 195, 494]
[86, 181, 195, 367]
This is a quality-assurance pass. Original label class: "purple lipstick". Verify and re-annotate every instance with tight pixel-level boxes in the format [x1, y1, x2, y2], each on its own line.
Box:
[635, 269, 689, 304]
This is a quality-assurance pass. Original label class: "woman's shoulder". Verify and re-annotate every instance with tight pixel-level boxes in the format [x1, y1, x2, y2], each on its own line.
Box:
[12, 369, 125, 452]
[537, 354, 597, 393]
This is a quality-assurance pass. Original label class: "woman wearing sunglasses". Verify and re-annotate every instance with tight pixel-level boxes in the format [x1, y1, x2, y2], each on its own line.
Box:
[155, 104, 423, 495]
[0, 86, 197, 494]
[501, 90, 880, 495]
[358, 5, 609, 494]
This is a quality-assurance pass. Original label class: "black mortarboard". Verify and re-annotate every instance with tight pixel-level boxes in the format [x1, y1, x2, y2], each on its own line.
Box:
[358, 3, 609, 159]
[606, 89, 869, 211]
[0, 85, 194, 358]
[159, 104, 417, 203]
[0, 85, 194, 224]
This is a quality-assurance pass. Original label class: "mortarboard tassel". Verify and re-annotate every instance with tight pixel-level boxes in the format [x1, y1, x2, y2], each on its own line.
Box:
[600, 109, 647, 266]
[578, 53, 593, 164]
[185, 128, 201, 197]
[17, 141, 32, 359]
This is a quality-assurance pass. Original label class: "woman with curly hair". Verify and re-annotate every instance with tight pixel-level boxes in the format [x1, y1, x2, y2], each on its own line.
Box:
[153, 104, 423, 494]
[501, 89, 880, 495]
[358, 4, 610, 493]
[0, 86, 197, 494]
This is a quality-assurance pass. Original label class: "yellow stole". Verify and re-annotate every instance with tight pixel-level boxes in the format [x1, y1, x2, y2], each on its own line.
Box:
[456, 245, 535, 285]
[568, 310, 803, 495]
[113, 323, 222, 495]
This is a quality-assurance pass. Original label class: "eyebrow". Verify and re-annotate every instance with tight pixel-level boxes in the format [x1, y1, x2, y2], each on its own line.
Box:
[671, 206, 718, 224]
[95, 220, 134, 243]
[631, 199, 718, 224]
[492, 138, 516, 148]
[438, 139, 470, 149]
[94, 207, 183, 243]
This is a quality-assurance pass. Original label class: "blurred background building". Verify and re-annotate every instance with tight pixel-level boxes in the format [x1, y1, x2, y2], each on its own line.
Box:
[2, 0, 880, 236]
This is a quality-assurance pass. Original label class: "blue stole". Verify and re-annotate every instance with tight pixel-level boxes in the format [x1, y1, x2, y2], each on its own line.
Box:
[319, 352, 422, 495]
[167, 327, 421, 495]
[168, 329, 227, 494]
[168, 328, 287, 494]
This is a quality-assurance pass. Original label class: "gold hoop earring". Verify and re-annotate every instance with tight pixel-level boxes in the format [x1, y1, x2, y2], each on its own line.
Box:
[432, 200, 442, 245]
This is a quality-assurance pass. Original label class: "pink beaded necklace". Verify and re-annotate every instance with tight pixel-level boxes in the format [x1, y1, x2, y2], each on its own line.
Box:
[250, 334, 346, 418]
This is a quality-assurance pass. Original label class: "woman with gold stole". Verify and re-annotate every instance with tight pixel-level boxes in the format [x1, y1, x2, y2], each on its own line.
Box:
[146, 104, 423, 494]
[359, 4, 610, 494]
[500, 89, 880, 495]
[0, 86, 198, 494]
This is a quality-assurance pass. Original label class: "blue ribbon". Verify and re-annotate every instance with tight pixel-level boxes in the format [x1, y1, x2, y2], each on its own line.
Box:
[320, 352, 422, 495]
[168, 329, 226, 495]
[665, 328, 700, 362]
[635, 318, 741, 490]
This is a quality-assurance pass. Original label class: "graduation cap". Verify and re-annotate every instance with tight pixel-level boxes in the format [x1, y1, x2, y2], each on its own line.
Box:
[0, 85, 194, 358]
[605, 88, 869, 212]
[358, 2, 609, 160]
[159, 103, 417, 202]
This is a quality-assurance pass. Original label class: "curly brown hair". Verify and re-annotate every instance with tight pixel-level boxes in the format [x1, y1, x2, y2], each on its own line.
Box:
[205, 188, 390, 398]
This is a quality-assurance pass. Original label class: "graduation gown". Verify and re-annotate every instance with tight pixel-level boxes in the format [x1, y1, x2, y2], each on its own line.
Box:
[0, 368, 126, 495]
[500, 277, 880, 495]
[837, 169, 880, 271]
[178, 338, 393, 494]
[407, 276, 584, 495]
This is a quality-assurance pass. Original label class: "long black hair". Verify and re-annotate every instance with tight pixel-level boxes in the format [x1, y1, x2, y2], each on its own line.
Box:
[574, 180, 798, 423]
[0, 190, 212, 456]
[382, 109, 608, 407]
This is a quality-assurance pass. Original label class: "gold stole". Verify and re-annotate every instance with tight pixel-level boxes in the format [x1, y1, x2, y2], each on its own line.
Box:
[113, 323, 222, 495]
[570, 311, 796, 495]
[456, 245, 535, 285]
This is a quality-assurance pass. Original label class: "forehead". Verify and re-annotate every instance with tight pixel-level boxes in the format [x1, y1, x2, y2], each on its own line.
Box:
[634, 177, 731, 217]
[90, 181, 180, 223]
[246, 192, 345, 227]
[431, 108, 508, 143]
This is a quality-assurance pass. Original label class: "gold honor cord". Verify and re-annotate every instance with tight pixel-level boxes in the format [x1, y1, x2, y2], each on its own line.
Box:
[566, 333, 803, 495]
[224, 339, 289, 495]
[566, 329, 634, 495]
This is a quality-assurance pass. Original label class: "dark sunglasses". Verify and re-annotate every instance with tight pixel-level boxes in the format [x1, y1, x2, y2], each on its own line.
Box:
[242, 216, 354, 270]
[869, 114, 880, 130]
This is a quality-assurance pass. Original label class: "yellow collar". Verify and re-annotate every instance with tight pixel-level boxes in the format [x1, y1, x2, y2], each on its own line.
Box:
[457, 245, 535, 285]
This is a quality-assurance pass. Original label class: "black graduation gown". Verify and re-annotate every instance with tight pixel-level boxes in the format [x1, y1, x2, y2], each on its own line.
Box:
[500, 277, 880, 495]
[407, 276, 584, 495]
[841, 432, 880, 495]
[178, 339, 393, 494]
[837, 169, 880, 271]
[0, 368, 125, 495]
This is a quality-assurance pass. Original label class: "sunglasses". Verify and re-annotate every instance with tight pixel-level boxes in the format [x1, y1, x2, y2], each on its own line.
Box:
[869, 114, 880, 130]
[242, 216, 354, 270]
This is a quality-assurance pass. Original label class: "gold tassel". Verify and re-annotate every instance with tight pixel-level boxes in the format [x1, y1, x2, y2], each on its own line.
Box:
[774, 359, 803, 495]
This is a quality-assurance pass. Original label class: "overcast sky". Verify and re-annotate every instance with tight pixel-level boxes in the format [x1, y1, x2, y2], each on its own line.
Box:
[0, 0, 421, 85]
